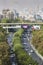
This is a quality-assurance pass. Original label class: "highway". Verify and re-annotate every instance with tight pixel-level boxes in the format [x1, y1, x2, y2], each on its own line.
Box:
[7, 33, 17, 65]
[21, 28, 43, 65]
[6, 27, 43, 65]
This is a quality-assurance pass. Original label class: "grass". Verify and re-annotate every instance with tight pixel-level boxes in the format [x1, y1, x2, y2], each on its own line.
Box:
[32, 30, 43, 56]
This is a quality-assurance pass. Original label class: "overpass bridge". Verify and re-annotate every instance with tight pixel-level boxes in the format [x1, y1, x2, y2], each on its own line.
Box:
[0, 23, 43, 26]
[3, 25, 21, 33]
[0, 23, 43, 33]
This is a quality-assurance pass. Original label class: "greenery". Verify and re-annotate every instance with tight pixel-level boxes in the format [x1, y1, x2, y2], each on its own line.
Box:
[0, 17, 43, 23]
[12, 28, 38, 65]
[32, 30, 43, 56]
[41, 24, 43, 30]
[0, 29, 11, 65]
[1, 18, 9, 23]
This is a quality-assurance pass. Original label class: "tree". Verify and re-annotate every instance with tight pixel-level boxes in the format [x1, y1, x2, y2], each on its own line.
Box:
[1, 18, 9, 23]
[0, 30, 10, 65]
[0, 42, 10, 65]
[0, 32, 6, 42]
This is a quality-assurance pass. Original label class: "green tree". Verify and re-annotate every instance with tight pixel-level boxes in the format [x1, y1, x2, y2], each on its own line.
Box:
[0, 30, 10, 65]
[1, 18, 9, 23]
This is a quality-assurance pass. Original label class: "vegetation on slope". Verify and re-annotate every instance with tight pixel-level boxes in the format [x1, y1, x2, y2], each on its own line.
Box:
[0, 27, 11, 65]
[32, 30, 43, 56]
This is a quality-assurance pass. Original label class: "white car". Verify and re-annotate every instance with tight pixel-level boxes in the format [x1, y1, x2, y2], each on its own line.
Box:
[28, 34, 30, 36]
[23, 38, 27, 39]
[29, 53, 31, 55]
[25, 48, 28, 51]
[30, 50, 34, 53]
[23, 43, 27, 44]
[12, 62, 15, 65]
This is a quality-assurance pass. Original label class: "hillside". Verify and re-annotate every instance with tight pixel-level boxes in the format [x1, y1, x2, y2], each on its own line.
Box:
[32, 30, 43, 56]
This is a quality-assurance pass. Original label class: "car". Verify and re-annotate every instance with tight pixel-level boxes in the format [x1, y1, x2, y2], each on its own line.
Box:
[28, 33, 30, 35]
[23, 37, 27, 40]
[27, 30, 30, 32]
[27, 34, 30, 37]
[25, 48, 29, 51]
[21, 35, 24, 37]
[12, 62, 15, 65]
[29, 53, 31, 55]
[22, 35, 26, 38]
[23, 35, 27, 38]
[26, 32, 28, 34]
[10, 50, 14, 54]
[23, 43, 27, 44]
[10, 54, 15, 58]
[27, 32, 31, 34]
[10, 48, 13, 51]
[30, 50, 34, 53]
[28, 38, 29, 41]
[24, 30, 27, 32]
[10, 41, 12, 43]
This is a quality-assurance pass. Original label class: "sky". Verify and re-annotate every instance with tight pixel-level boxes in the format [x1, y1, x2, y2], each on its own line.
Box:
[0, 0, 43, 11]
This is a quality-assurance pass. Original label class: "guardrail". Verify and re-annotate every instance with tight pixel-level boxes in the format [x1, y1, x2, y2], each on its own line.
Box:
[27, 37, 43, 60]
[30, 42, 43, 60]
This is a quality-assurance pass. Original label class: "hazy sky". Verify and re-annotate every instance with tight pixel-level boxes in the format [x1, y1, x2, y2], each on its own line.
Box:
[0, 0, 43, 11]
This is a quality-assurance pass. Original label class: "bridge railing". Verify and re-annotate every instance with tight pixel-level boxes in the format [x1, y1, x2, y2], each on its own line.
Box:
[0, 23, 43, 25]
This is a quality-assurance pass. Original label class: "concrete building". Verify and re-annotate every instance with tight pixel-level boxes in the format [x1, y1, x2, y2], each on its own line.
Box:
[2, 9, 10, 19]
[0, 12, 3, 20]
[28, 14, 35, 22]
[6, 11, 14, 20]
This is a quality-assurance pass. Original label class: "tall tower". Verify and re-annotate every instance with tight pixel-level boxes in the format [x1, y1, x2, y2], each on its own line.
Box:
[37, 0, 39, 12]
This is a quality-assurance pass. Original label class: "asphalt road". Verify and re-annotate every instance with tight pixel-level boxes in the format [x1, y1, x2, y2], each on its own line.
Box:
[22, 28, 43, 65]
[6, 28, 43, 65]
[7, 32, 17, 65]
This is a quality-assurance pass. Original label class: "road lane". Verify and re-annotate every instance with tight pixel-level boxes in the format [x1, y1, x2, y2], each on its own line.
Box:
[7, 32, 17, 65]
[22, 28, 43, 65]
